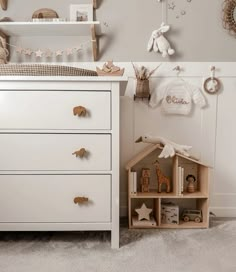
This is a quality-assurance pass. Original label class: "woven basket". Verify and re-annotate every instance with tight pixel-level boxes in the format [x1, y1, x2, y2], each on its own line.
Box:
[0, 64, 98, 77]
[32, 8, 59, 19]
[135, 79, 150, 98]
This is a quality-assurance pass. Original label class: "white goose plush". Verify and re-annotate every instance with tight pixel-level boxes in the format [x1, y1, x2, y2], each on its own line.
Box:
[135, 135, 192, 158]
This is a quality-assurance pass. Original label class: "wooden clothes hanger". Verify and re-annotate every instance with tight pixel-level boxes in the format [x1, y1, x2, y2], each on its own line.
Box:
[172, 65, 186, 83]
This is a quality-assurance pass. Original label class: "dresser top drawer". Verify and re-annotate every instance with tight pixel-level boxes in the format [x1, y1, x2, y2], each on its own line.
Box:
[0, 175, 111, 223]
[0, 91, 111, 130]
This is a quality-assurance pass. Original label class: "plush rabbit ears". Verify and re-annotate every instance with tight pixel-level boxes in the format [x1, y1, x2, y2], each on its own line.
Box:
[147, 36, 154, 52]
[0, 36, 5, 48]
[0, 36, 6, 49]
[0, 0, 7, 10]
[157, 22, 170, 33]
[147, 30, 159, 51]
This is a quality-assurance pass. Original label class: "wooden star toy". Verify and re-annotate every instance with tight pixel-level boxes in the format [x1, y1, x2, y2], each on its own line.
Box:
[55, 50, 63, 57]
[24, 48, 32, 56]
[35, 49, 43, 58]
[45, 49, 52, 58]
[66, 48, 73, 56]
[135, 203, 152, 221]
[16, 46, 23, 54]
[74, 46, 82, 52]
[168, 2, 176, 10]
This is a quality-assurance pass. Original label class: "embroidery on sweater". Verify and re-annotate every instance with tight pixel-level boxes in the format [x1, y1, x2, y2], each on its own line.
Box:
[149, 79, 206, 115]
[166, 95, 189, 105]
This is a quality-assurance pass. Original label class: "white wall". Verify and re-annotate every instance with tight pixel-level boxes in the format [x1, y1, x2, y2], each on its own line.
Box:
[118, 61, 236, 217]
[210, 76, 236, 217]
[75, 61, 236, 217]
[2, 0, 236, 62]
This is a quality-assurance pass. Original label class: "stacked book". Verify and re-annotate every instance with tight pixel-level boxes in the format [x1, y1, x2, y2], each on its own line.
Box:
[129, 171, 137, 194]
[178, 166, 184, 196]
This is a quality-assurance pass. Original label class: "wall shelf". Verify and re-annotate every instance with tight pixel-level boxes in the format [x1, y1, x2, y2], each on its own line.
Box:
[0, 21, 100, 60]
[0, 1, 97, 11]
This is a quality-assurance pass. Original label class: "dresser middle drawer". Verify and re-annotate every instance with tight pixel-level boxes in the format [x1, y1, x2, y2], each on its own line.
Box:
[0, 134, 111, 171]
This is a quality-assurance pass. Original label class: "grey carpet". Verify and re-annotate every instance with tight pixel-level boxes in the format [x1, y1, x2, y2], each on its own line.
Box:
[0, 220, 236, 272]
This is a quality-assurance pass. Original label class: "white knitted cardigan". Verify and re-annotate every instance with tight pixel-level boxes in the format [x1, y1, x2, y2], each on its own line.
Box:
[150, 79, 206, 115]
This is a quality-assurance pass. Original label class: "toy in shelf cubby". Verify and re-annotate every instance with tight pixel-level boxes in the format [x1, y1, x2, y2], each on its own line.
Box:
[131, 198, 158, 228]
[153, 160, 171, 193]
[161, 202, 179, 225]
[132, 202, 157, 227]
[126, 144, 211, 229]
[140, 168, 151, 193]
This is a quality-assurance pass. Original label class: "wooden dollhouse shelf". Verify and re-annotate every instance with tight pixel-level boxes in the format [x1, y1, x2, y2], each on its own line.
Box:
[130, 192, 176, 198]
[126, 144, 211, 230]
[130, 191, 208, 199]
[0, 21, 100, 60]
[130, 221, 208, 229]
[158, 221, 208, 229]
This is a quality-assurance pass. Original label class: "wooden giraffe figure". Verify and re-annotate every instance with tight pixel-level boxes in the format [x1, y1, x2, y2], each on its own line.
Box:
[154, 160, 171, 193]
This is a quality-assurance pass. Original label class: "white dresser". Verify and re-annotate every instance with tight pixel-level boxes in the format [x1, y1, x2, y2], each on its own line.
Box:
[0, 76, 126, 248]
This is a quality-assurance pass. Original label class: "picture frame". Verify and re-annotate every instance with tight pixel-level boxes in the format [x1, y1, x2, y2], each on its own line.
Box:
[70, 4, 93, 22]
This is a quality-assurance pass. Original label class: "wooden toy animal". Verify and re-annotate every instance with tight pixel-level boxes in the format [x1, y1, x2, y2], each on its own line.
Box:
[73, 106, 87, 117]
[96, 61, 125, 76]
[74, 197, 89, 204]
[72, 148, 86, 158]
[154, 160, 171, 193]
[140, 168, 151, 193]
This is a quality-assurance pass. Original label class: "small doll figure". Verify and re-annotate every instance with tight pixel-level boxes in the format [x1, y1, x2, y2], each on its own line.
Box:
[186, 174, 196, 193]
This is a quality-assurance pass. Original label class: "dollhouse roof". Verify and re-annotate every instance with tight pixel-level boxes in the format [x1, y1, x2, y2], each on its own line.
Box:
[125, 144, 209, 170]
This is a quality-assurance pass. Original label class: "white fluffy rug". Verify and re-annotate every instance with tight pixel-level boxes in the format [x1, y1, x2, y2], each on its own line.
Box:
[0, 220, 236, 272]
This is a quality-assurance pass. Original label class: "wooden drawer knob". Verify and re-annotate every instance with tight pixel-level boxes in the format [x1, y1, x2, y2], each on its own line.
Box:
[74, 196, 89, 204]
[73, 106, 87, 117]
[72, 148, 86, 158]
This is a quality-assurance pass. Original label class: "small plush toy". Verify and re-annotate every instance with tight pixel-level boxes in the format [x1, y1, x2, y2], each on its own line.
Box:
[73, 106, 87, 117]
[135, 135, 192, 158]
[147, 23, 175, 58]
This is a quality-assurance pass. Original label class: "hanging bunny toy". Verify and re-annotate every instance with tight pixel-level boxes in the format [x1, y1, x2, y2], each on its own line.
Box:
[147, 22, 175, 58]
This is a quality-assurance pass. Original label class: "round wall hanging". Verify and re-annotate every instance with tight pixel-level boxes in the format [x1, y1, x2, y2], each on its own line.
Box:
[203, 77, 221, 95]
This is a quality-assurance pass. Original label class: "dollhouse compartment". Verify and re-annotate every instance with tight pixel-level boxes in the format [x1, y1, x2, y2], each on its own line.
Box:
[160, 198, 209, 229]
[131, 198, 158, 228]
[126, 144, 211, 229]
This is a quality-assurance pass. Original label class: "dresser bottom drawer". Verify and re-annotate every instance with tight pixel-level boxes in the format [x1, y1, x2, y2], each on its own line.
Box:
[0, 175, 111, 223]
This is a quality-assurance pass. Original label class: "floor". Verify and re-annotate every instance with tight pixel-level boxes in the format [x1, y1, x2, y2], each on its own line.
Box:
[0, 219, 235, 272]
